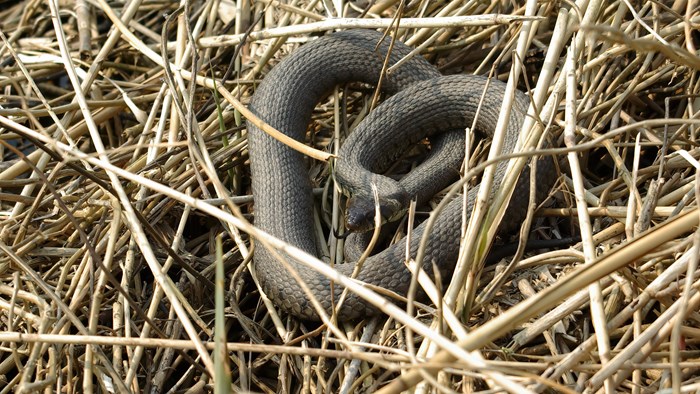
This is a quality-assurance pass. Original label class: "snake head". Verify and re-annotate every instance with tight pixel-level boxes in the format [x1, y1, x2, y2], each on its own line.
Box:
[345, 192, 408, 232]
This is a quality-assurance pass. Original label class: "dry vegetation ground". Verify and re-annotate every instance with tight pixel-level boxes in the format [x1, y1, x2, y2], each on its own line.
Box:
[1, 0, 700, 393]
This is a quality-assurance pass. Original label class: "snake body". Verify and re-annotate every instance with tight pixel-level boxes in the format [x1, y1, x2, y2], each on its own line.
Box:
[247, 30, 552, 320]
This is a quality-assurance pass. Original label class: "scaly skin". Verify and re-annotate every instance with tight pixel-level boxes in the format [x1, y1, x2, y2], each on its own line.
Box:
[247, 29, 554, 320]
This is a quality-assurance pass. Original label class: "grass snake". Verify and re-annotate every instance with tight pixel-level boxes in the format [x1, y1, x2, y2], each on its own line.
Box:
[247, 29, 554, 320]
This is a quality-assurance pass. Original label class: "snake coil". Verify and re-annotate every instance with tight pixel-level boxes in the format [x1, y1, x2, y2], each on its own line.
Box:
[247, 30, 553, 320]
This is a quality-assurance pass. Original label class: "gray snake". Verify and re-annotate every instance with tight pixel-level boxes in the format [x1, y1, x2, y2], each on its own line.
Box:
[247, 29, 554, 320]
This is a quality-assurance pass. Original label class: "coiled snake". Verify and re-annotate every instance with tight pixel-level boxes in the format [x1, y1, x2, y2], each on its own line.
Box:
[247, 29, 553, 320]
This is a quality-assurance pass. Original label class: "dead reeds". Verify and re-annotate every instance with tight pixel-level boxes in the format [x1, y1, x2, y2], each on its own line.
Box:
[1, 0, 699, 393]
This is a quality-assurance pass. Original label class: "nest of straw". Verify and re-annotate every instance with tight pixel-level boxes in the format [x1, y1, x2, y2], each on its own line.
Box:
[1, 0, 699, 392]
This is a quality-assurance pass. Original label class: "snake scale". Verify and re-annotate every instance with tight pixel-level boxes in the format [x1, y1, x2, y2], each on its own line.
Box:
[247, 29, 554, 320]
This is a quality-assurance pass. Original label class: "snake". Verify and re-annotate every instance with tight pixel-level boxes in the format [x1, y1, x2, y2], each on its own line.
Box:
[246, 29, 554, 320]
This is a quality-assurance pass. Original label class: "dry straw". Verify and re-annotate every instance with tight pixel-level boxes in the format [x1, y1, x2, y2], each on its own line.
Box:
[0, 0, 699, 393]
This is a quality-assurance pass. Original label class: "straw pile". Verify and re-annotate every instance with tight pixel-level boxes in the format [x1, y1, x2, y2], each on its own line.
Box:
[0, 0, 698, 392]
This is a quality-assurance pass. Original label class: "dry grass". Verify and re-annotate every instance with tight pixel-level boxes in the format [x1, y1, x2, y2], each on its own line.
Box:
[1, 0, 700, 393]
